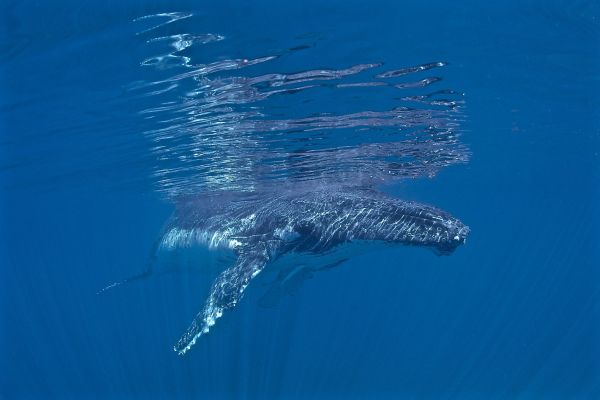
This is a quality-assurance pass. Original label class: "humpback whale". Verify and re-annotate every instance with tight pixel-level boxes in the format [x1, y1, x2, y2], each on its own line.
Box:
[154, 188, 469, 355]
[101, 13, 471, 355]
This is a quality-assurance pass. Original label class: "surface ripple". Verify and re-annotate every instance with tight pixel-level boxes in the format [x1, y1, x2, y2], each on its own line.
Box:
[131, 12, 469, 198]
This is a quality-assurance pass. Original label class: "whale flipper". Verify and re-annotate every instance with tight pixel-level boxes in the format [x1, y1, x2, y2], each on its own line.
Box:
[174, 241, 277, 355]
[259, 258, 349, 308]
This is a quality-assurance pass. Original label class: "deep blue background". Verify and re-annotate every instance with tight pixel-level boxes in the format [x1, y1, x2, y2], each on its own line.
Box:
[1, 0, 599, 398]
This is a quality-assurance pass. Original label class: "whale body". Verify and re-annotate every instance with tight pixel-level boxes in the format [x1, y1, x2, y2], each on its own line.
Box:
[156, 187, 469, 354]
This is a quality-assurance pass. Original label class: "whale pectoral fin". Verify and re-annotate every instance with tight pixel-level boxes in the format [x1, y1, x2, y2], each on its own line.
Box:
[174, 242, 274, 355]
[317, 257, 349, 271]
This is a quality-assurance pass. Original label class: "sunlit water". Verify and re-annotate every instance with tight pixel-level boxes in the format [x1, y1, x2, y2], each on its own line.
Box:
[1, 1, 599, 399]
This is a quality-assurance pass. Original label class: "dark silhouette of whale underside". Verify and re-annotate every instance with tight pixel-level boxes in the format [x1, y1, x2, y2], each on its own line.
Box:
[148, 188, 469, 355]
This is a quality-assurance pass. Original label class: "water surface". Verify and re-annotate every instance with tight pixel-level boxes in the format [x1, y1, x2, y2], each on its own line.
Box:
[1, 1, 599, 399]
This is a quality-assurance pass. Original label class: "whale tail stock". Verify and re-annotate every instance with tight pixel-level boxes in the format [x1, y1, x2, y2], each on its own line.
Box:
[96, 239, 162, 295]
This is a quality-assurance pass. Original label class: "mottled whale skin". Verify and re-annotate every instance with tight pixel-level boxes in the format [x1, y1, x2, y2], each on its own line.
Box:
[158, 188, 469, 355]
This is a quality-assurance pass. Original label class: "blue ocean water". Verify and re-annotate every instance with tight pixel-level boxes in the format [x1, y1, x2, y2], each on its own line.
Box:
[1, 0, 599, 398]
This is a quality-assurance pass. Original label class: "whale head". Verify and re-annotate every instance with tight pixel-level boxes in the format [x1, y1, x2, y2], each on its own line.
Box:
[383, 201, 470, 256]
[431, 222, 470, 255]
